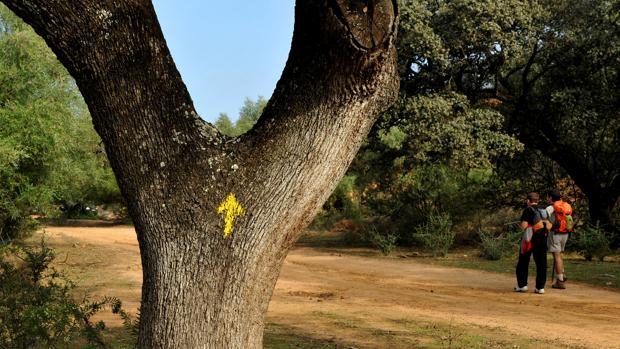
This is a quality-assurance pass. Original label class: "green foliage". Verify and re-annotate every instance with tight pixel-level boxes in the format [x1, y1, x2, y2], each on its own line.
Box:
[111, 299, 140, 344]
[0, 5, 120, 238]
[311, 175, 362, 230]
[478, 230, 518, 261]
[214, 96, 267, 137]
[214, 113, 235, 137]
[368, 229, 398, 256]
[328, 175, 362, 221]
[413, 212, 455, 257]
[355, 161, 509, 244]
[570, 224, 612, 262]
[0, 239, 110, 348]
[397, 0, 620, 231]
[322, 0, 618, 248]
[380, 93, 522, 169]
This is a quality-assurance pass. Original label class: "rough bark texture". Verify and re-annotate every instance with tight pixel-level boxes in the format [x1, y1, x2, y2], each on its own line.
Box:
[0, 0, 399, 347]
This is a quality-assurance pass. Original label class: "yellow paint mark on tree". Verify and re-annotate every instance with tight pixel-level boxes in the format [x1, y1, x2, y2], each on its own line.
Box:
[217, 192, 245, 238]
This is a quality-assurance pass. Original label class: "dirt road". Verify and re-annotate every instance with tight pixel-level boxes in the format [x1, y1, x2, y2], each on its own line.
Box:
[37, 226, 620, 348]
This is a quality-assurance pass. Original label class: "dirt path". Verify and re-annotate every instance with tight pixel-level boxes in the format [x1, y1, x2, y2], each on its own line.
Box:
[36, 226, 620, 348]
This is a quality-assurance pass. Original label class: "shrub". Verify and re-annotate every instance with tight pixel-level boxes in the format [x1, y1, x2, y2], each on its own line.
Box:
[0, 239, 113, 348]
[478, 230, 518, 260]
[0, 216, 39, 242]
[570, 224, 612, 261]
[413, 213, 455, 257]
[368, 229, 398, 256]
[311, 175, 362, 230]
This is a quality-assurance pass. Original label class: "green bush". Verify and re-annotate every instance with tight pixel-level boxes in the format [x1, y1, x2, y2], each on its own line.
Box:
[478, 230, 518, 260]
[0, 239, 114, 348]
[0, 216, 39, 242]
[368, 229, 398, 256]
[311, 175, 362, 230]
[413, 213, 455, 257]
[570, 224, 612, 261]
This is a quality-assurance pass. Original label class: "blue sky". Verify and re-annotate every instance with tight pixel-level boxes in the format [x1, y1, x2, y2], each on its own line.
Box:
[152, 1, 295, 122]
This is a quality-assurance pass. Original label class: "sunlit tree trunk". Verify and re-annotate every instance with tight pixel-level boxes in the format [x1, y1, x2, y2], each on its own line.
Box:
[0, 0, 399, 347]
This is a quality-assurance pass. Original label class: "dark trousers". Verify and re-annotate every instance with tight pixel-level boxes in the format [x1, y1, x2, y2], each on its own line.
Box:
[516, 232, 547, 289]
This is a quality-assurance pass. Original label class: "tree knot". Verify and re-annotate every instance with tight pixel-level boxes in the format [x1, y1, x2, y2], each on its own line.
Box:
[331, 0, 396, 51]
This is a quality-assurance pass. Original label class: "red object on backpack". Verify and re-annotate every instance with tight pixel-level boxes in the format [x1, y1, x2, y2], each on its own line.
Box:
[552, 200, 573, 233]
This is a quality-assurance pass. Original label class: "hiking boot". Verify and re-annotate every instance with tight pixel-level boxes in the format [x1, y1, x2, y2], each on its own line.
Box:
[514, 285, 528, 292]
[534, 288, 545, 294]
[552, 280, 566, 289]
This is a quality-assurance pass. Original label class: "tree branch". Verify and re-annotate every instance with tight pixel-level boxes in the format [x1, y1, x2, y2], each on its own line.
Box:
[1, 0, 220, 171]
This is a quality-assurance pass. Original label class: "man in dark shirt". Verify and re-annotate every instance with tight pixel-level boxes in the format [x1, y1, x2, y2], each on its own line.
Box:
[515, 192, 548, 294]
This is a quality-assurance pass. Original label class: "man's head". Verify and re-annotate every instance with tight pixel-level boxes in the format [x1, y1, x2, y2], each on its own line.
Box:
[527, 192, 539, 206]
[548, 189, 561, 202]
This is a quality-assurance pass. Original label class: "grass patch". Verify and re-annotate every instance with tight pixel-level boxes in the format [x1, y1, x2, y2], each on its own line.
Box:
[264, 323, 343, 349]
[308, 310, 575, 349]
[424, 249, 620, 289]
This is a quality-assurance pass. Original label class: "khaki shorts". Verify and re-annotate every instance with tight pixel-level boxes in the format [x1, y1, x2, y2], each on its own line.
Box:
[548, 232, 569, 253]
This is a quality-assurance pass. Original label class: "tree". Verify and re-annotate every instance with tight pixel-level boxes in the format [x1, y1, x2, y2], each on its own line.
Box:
[214, 112, 235, 137]
[0, 5, 119, 239]
[235, 96, 267, 135]
[503, 0, 620, 231]
[215, 97, 268, 137]
[397, 0, 620, 232]
[0, 1, 399, 347]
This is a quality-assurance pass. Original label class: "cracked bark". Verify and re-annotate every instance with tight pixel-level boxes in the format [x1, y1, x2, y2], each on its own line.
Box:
[0, 0, 399, 347]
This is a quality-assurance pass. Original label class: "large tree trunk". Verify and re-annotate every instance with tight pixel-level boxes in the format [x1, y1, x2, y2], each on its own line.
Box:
[1, 0, 399, 347]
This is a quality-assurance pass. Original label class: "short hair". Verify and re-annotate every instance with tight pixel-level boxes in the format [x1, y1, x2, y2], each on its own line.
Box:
[548, 189, 561, 201]
[527, 192, 540, 202]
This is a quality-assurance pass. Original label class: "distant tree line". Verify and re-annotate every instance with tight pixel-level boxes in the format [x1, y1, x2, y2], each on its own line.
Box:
[214, 97, 268, 137]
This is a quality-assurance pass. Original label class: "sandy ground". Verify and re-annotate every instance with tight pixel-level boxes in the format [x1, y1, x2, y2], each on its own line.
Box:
[35, 225, 620, 349]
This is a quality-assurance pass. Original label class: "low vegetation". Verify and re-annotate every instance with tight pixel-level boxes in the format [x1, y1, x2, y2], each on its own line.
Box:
[0, 239, 111, 348]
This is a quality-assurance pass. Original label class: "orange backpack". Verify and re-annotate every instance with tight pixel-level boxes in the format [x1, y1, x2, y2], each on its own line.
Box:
[552, 200, 574, 233]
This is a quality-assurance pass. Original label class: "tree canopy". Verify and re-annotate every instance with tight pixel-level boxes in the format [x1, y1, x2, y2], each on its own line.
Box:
[395, 0, 620, 231]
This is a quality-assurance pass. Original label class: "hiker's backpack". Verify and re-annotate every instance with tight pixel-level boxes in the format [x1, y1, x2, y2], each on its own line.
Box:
[552, 200, 574, 233]
[532, 207, 552, 233]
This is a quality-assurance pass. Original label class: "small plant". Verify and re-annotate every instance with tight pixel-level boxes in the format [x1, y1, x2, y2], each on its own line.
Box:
[570, 223, 611, 261]
[112, 299, 141, 342]
[368, 229, 398, 256]
[413, 212, 455, 257]
[478, 230, 518, 260]
[0, 238, 113, 348]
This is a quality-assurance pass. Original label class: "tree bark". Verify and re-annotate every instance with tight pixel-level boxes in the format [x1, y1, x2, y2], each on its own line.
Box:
[0, 0, 399, 347]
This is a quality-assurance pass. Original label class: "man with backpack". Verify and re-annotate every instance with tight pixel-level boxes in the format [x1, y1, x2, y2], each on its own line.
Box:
[515, 192, 551, 294]
[546, 189, 574, 289]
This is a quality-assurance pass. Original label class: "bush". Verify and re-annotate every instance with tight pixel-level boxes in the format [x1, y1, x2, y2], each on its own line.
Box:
[570, 224, 612, 261]
[311, 175, 362, 230]
[0, 216, 39, 242]
[413, 213, 455, 257]
[478, 230, 518, 260]
[0, 239, 114, 348]
[368, 229, 398, 256]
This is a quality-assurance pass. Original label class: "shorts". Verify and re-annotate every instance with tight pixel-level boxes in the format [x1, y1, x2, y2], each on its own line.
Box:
[548, 232, 568, 253]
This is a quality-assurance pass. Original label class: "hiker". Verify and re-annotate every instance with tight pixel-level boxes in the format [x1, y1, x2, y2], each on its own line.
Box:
[546, 189, 573, 289]
[515, 192, 551, 294]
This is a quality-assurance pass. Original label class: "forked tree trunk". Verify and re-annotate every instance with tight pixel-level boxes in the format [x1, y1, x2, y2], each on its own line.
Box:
[1, 0, 399, 347]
